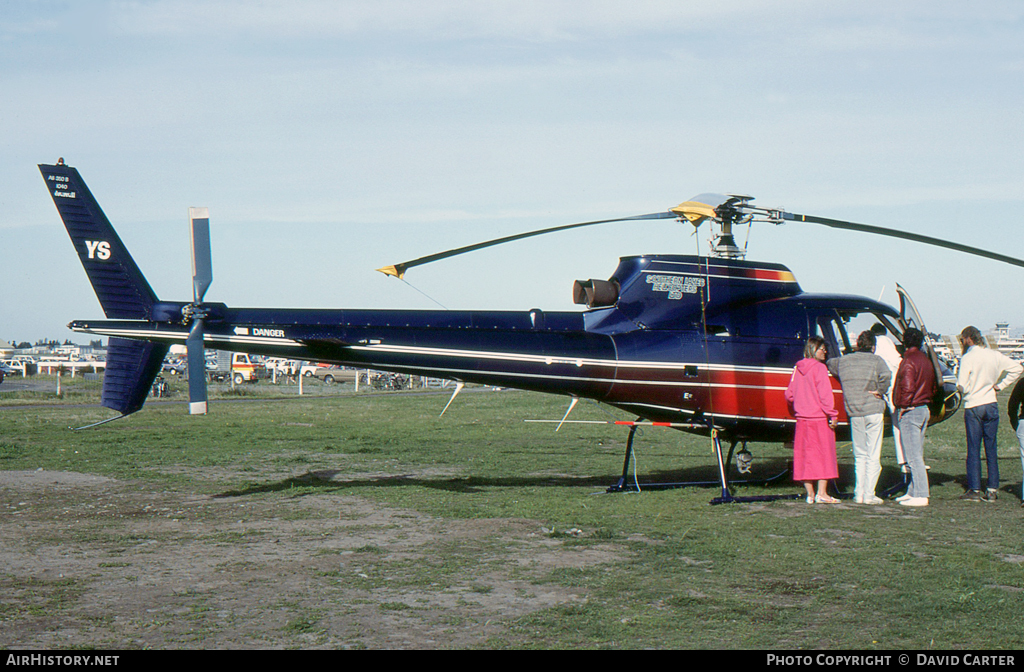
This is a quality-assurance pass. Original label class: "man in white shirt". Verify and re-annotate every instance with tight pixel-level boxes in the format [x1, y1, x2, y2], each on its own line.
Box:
[871, 323, 904, 466]
[956, 325, 1023, 502]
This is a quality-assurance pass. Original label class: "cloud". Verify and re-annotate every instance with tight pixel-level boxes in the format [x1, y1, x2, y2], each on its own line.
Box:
[107, 0, 810, 40]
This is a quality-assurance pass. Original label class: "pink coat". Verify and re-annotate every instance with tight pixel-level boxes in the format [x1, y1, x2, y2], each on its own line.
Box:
[786, 357, 839, 481]
[785, 358, 838, 420]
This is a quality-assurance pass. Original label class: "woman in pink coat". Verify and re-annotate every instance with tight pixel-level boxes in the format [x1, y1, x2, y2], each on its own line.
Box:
[785, 336, 840, 503]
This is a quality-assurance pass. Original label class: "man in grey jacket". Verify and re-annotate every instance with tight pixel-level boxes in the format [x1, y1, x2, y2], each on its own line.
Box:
[827, 330, 893, 504]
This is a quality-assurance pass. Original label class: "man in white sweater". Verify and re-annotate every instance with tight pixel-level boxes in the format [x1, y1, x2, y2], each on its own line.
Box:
[871, 323, 904, 467]
[956, 326, 1023, 502]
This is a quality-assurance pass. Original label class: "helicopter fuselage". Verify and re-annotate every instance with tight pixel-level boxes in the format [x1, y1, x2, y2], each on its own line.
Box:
[41, 160, 956, 441]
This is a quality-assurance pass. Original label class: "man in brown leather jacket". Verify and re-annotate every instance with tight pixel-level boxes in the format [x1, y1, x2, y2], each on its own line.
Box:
[892, 328, 937, 506]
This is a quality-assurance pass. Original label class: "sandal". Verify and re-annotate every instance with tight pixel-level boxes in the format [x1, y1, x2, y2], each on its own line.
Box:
[806, 496, 815, 504]
[815, 494, 840, 504]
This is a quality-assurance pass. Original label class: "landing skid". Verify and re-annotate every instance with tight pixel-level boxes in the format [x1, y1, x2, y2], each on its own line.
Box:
[878, 469, 911, 499]
[605, 422, 795, 502]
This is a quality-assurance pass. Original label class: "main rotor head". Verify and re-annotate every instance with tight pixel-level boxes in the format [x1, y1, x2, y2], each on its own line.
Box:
[670, 193, 761, 259]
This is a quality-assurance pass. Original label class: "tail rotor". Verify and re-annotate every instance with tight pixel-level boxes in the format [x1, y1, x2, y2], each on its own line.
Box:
[186, 207, 212, 415]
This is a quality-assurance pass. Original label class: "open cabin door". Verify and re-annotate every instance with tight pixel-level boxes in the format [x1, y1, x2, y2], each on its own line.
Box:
[896, 283, 957, 421]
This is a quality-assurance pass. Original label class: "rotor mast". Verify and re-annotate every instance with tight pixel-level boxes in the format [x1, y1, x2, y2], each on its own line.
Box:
[709, 196, 752, 259]
[670, 193, 755, 259]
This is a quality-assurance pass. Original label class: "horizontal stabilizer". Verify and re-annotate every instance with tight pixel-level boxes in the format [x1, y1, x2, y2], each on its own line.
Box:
[102, 337, 169, 416]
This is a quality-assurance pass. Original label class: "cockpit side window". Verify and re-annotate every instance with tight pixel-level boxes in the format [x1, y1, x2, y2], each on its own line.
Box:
[814, 314, 844, 359]
[833, 311, 902, 354]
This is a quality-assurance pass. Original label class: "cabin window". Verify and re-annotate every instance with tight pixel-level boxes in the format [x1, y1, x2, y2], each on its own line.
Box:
[814, 316, 844, 359]
[821, 311, 902, 355]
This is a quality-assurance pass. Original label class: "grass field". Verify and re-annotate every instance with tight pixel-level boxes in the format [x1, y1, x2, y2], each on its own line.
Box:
[2, 377, 1023, 649]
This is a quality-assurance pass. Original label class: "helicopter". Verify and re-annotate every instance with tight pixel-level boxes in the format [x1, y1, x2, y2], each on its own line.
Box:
[39, 160, 1024, 502]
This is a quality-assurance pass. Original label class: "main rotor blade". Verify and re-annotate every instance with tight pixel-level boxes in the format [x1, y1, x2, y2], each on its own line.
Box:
[782, 212, 1024, 269]
[186, 319, 208, 415]
[189, 207, 213, 302]
[377, 211, 677, 279]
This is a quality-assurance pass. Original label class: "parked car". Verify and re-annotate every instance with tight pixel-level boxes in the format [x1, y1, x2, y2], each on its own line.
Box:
[314, 366, 356, 384]
[3, 359, 33, 376]
[0, 362, 15, 384]
[161, 359, 187, 376]
[264, 358, 300, 376]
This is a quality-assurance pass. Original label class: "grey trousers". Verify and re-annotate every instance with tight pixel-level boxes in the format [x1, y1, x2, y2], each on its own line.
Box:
[850, 413, 884, 501]
[898, 405, 930, 499]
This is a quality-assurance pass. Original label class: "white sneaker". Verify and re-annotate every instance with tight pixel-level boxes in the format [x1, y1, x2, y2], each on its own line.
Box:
[896, 493, 912, 502]
[863, 495, 884, 505]
[899, 497, 928, 507]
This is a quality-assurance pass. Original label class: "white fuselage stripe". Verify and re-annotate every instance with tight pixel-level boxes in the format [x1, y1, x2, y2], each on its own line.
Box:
[71, 326, 303, 348]
[347, 343, 795, 376]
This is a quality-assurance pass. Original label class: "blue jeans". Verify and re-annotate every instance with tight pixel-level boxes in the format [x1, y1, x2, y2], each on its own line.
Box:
[964, 403, 1000, 491]
[899, 406, 930, 499]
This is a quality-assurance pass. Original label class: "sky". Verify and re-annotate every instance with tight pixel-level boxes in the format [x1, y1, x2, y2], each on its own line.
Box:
[2, 0, 1023, 345]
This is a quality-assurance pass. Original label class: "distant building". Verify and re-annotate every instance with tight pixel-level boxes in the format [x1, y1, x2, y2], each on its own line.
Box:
[4, 339, 106, 363]
[936, 335, 961, 361]
[54, 344, 81, 359]
[935, 325, 1024, 362]
[989, 322, 1024, 359]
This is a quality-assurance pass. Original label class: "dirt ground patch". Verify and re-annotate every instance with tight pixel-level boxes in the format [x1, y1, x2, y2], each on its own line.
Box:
[1, 470, 624, 649]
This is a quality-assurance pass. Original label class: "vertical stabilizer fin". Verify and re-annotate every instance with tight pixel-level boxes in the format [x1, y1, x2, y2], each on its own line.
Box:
[39, 161, 159, 319]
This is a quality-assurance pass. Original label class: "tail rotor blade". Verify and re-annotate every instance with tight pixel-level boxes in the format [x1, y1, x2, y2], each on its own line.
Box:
[188, 207, 211, 415]
[186, 319, 208, 415]
[189, 207, 213, 302]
